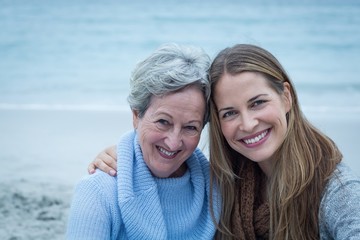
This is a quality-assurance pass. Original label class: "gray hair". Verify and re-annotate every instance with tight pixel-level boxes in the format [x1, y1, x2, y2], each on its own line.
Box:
[127, 43, 211, 125]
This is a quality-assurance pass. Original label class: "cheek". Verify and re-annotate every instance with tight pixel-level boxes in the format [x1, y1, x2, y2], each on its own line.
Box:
[138, 124, 161, 146]
[272, 110, 288, 138]
[185, 135, 201, 151]
[279, 115, 288, 133]
[219, 121, 233, 141]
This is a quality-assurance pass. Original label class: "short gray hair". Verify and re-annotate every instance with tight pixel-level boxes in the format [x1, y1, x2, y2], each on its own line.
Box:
[127, 43, 211, 124]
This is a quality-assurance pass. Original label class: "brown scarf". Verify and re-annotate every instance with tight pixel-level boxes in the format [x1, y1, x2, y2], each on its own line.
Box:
[232, 161, 270, 240]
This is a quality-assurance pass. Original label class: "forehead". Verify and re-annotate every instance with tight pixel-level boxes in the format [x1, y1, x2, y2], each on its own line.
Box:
[215, 72, 270, 95]
[147, 86, 206, 119]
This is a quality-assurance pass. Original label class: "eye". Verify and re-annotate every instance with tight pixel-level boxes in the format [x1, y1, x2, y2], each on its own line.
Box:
[155, 119, 171, 130]
[157, 119, 169, 125]
[251, 99, 267, 108]
[183, 125, 200, 136]
[185, 125, 200, 132]
[222, 110, 237, 119]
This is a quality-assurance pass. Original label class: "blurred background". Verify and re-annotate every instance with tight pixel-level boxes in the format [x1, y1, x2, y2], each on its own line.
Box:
[1, 0, 360, 181]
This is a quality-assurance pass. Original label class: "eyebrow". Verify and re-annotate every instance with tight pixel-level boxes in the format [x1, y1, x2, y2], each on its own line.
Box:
[154, 112, 202, 125]
[249, 94, 268, 102]
[218, 107, 233, 114]
[217, 94, 268, 113]
[187, 120, 202, 125]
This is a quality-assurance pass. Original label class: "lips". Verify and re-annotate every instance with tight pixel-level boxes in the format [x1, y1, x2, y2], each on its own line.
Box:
[157, 146, 179, 159]
[241, 129, 269, 145]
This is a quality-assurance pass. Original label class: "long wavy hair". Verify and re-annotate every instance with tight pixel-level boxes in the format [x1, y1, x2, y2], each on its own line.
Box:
[209, 44, 342, 239]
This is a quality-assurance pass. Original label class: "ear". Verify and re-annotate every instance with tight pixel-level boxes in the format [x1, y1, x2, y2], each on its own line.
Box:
[132, 110, 139, 129]
[283, 82, 292, 113]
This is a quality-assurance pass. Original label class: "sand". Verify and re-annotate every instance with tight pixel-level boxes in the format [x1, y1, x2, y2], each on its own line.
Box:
[0, 108, 359, 239]
[0, 109, 132, 239]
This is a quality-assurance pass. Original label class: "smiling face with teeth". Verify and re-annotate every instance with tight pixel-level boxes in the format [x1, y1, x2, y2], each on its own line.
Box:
[133, 85, 205, 178]
[214, 71, 292, 175]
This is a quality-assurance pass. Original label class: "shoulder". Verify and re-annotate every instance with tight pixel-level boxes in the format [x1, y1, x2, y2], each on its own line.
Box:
[77, 170, 117, 187]
[319, 162, 360, 239]
[324, 162, 360, 195]
[74, 170, 118, 201]
[67, 171, 121, 239]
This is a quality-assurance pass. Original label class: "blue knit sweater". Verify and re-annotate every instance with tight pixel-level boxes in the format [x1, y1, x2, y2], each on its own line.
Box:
[66, 131, 221, 240]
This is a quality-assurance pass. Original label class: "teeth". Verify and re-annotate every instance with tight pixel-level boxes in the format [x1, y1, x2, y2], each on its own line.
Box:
[243, 130, 268, 144]
[158, 147, 176, 156]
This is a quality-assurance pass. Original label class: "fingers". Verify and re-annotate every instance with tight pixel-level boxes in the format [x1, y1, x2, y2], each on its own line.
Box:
[106, 145, 117, 161]
[88, 162, 97, 174]
[88, 146, 118, 176]
[89, 156, 117, 176]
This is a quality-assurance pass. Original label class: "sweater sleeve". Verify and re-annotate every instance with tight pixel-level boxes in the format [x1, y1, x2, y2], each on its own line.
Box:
[66, 171, 119, 240]
[320, 164, 360, 239]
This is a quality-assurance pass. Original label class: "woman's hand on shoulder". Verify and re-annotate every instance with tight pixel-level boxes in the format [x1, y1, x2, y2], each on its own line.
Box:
[88, 145, 117, 176]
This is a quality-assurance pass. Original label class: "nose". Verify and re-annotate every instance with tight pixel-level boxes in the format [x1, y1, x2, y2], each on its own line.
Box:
[164, 129, 183, 150]
[238, 112, 258, 132]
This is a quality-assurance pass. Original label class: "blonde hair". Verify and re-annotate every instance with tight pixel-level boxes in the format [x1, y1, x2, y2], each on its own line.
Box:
[209, 44, 342, 239]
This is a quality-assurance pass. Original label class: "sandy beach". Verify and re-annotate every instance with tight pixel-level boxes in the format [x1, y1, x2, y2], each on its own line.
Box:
[0, 109, 132, 240]
[0, 108, 359, 239]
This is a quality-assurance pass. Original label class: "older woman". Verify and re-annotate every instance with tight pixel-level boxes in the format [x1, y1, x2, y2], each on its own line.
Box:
[66, 43, 220, 239]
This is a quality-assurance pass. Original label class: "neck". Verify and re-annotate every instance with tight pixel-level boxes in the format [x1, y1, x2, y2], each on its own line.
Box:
[169, 163, 188, 178]
[257, 161, 272, 178]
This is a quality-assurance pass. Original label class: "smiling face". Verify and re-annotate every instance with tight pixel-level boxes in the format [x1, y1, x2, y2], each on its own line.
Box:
[214, 72, 292, 175]
[133, 85, 205, 178]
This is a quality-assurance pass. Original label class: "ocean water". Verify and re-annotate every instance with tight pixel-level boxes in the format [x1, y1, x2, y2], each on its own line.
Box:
[1, 0, 360, 113]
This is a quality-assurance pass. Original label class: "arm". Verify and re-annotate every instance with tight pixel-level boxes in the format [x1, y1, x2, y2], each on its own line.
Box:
[88, 145, 118, 176]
